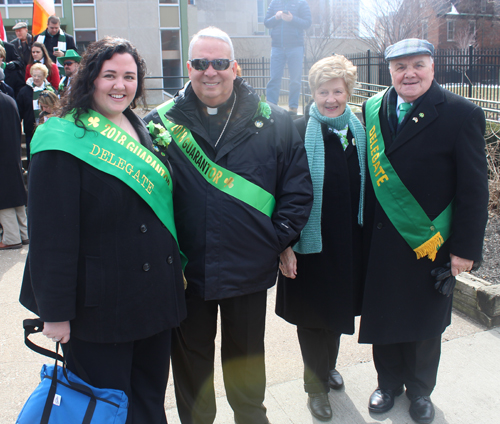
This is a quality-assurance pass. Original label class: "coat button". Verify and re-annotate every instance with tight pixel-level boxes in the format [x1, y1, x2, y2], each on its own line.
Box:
[377, 222, 383, 229]
[167, 256, 173, 265]
[143, 263, 150, 271]
[140, 224, 148, 233]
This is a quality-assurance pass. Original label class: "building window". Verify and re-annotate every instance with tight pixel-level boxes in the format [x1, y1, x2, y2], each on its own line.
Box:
[73, 0, 94, 3]
[447, 20, 455, 41]
[5, 0, 61, 3]
[161, 29, 182, 95]
[159, 0, 178, 3]
[422, 20, 428, 40]
[257, 0, 266, 23]
[75, 30, 96, 52]
[469, 20, 476, 36]
[481, 0, 486, 13]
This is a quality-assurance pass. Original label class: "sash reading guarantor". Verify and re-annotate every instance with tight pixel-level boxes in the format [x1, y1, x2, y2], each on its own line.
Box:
[156, 100, 276, 217]
[30, 110, 187, 268]
[365, 89, 454, 261]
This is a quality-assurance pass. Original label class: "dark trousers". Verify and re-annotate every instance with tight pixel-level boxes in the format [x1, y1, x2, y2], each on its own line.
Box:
[63, 329, 172, 424]
[171, 290, 269, 424]
[373, 336, 442, 398]
[297, 327, 341, 393]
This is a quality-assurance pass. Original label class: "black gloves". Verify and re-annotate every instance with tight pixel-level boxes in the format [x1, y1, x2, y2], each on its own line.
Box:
[430, 263, 455, 297]
[431, 261, 482, 297]
[5, 61, 16, 70]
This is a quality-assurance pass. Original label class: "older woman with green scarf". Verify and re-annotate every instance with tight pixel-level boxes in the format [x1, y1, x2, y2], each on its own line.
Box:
[276, 54, 367, 421]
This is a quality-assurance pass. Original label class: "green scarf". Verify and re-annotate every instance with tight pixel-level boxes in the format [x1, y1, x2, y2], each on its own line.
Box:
[294, 102, 367, 255]
[26, 80, 54, 120]
[365, 89, 454, 261]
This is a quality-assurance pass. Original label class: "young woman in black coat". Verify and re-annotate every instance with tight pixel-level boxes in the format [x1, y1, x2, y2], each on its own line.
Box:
[276, 55, 367, 420]
[20, 37, 186, 424]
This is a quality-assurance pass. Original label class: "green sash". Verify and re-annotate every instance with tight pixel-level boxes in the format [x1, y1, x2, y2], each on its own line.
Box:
[365, 90, 454, 261]
[156, 100, 276, 217]
[30, 110, 186, 267]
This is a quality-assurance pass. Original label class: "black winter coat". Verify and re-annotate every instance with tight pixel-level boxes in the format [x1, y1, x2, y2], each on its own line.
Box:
[0, 92, 27, 210]
[144, 78, 313, 301]
[16, 84, 37, 143]
[359, 81, 488, 345]
[264, 0, 312, 48]
[11, 34, 33, 70]
[2, 41, 25, 96]
[20, 109, 187, 343]
[34, 31, 76, 64]
[276, 112, 366, 333]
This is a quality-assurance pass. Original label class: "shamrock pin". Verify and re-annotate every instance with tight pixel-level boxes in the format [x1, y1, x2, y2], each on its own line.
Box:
[88, 116, 100, 128]
[419, 113, 424, 118]
[224, 177, 234, 188]
[147, 121, 171, 156]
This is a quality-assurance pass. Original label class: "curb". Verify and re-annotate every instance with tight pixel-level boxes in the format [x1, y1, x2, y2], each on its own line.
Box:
[454, 273, 500, 328]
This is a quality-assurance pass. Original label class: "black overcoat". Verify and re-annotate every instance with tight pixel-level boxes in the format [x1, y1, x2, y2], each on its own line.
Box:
[0, 92, 27, 210]
[20, 109, 187, 344]
[275, 113, 366, 333]
[16, 84, 36, 143]
[359, 81, 488, 345]
[2, 41, 25, 96]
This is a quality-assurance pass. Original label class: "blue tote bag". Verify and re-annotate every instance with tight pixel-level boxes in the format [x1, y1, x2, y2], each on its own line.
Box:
[16, 319, 128, 424]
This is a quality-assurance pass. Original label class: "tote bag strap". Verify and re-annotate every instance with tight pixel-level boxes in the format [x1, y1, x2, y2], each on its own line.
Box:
[23, 319, 98, 424]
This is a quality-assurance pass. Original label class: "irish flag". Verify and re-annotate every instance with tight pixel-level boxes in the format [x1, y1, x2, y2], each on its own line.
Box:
[32, 0, 55, 36]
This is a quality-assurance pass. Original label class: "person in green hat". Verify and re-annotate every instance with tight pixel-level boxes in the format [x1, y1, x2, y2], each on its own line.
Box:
[57, 49, 81, 96]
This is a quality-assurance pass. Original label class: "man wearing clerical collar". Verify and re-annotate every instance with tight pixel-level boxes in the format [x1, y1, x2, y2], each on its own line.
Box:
[144, 26, 313, 424]
[361, 39, 488, 424]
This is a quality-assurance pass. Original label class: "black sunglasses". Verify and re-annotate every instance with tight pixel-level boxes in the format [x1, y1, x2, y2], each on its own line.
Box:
[63, 61, 75, 67]
[190, 58, 234, 71]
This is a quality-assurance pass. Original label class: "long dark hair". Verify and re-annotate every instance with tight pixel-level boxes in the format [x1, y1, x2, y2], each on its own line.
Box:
[29, 42, 55, 76]
[59, 36, 147, 126]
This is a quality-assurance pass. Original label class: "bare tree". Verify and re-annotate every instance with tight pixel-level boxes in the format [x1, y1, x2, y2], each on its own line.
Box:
[454, 26, 478, 50]
[357, 0, 437, 54]
[304, 0, 340, 63]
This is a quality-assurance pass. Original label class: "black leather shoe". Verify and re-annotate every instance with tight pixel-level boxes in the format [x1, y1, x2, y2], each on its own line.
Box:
[328, 369, 344, 390]
[368, 386, 404, 413]
[409, 396, 435, 424]
[307, 392, 332, 421]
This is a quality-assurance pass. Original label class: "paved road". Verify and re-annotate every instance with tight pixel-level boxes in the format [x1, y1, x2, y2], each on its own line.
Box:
[2, 247, 499, 423]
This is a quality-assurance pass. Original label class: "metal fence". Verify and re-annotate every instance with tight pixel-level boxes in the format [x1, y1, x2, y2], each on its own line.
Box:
[147, 47, 500, 122]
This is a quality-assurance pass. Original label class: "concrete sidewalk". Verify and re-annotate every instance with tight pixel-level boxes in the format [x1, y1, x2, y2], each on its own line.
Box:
[2, 247, 499, 423]
[165, 328, 500, 424]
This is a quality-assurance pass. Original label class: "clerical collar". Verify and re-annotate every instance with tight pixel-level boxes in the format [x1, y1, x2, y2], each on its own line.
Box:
[198, 91, 235, 116]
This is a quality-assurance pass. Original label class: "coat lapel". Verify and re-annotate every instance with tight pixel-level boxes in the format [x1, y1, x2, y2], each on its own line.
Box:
[386, 81, 445, 155]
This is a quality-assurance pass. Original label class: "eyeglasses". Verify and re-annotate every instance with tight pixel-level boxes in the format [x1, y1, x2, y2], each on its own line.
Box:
[190, 58, 234, 71]
[63, 61, 75, 67]
[39, 92, 52, 98]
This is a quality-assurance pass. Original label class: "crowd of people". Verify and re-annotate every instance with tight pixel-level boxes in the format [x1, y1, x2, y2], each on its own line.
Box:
[0, 16, 80, 251]
[0, 11, 489, 424]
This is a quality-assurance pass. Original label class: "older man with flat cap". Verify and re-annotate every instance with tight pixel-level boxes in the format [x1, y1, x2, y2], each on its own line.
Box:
[361, 39, 488, 423]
